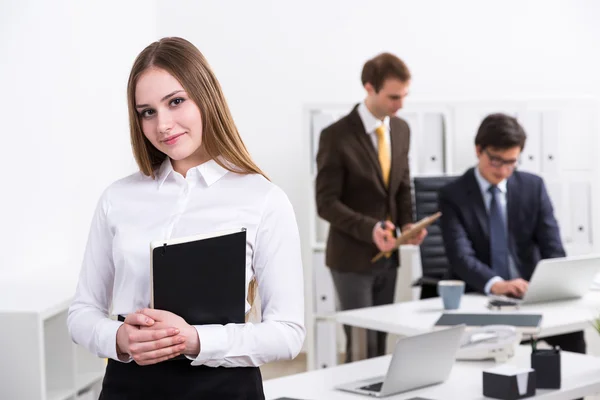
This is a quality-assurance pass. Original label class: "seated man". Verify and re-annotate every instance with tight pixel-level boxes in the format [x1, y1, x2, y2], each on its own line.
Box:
[438, 113, 585, 354]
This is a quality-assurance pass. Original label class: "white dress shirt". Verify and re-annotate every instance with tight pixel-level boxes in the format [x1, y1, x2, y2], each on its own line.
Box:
[68, 158, 305, 368]
[357, 101, 391, 160]
[473, 167, 520, 294]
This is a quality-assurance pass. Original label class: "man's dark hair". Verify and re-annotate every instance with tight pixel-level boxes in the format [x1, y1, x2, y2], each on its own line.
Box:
[475, 113, 527, 150]
[361, 53, 411, 92]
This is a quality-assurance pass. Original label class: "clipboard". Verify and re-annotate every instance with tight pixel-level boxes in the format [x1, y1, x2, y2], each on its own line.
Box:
[371, 212, 442, 263]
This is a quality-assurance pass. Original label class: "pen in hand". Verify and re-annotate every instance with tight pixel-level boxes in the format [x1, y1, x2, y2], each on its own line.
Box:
[380, 221, 388, 242]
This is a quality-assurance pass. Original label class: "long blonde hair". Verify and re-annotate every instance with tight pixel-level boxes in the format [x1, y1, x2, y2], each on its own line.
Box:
[127, 37, 262, 318]
[126, 36, 267, 179]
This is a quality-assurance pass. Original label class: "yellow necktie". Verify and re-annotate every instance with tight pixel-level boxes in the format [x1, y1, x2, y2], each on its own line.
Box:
[375, 125, 391, 187]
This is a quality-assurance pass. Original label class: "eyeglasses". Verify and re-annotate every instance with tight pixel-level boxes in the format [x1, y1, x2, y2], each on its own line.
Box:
[484, 149, 519, 169]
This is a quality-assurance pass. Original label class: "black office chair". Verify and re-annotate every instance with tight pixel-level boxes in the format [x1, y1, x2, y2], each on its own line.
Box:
[412, 175, 458, 299]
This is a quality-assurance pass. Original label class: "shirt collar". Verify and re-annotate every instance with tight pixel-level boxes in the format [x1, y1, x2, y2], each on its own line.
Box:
[357, 102, 390, 134]
[156, 157, 229, 190]
[474, 165, 507, 194]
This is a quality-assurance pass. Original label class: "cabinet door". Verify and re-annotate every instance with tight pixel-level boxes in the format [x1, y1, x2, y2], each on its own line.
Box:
[314, 216, 329, 245]
[517, 111, 542, 174]
[452, 109, 487, 173]
[313, 251, 336, 314]
[545, 181, 569, 243]
[397, 111, 420, 175]
[570, 181, 591, 246]
[311, 111, 339, 175]
[315, 320, 338, 369]
[419, 113, 446, 175]
[541, 111, 560, 174]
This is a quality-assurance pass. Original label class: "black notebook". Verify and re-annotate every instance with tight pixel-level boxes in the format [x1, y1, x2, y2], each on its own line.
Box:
[150, 228, 247, 325]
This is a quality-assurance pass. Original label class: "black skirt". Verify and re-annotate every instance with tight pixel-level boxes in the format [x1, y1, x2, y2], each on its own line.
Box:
[99, 358, 265, 400]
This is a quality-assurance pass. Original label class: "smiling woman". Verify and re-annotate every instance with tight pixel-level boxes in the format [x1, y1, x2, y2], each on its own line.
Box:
[134, 69, 208, 169]
[126, 37, 266, 180]
[66, 37, 305, 400]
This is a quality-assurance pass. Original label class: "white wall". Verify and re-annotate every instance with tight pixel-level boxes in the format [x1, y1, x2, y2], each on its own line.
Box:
[2, 0, 600, 328]
[0, 0, 157, 282]
[153, 0, 600, 323]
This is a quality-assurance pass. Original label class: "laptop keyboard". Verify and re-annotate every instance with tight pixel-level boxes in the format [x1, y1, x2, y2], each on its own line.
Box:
[360, 381, 383, 392]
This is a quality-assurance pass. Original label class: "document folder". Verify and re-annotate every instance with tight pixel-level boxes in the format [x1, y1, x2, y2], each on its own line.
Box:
[435, 313, 542, 335]
[372, 212, 442, 262]
[150, 228, 246, 325]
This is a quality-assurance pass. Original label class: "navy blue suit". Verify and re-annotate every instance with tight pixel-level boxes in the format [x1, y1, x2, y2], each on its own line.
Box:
[438, 168, 565, 293]
[439, 167, 585, 354]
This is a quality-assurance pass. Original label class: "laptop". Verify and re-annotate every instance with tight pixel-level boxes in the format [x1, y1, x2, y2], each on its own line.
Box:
[494, 254, 600, 305]
[335, 325, 466, 397]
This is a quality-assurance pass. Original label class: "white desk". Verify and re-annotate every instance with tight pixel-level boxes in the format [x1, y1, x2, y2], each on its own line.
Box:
[334, 293, 600, 339]
[264, 346, 600, 400]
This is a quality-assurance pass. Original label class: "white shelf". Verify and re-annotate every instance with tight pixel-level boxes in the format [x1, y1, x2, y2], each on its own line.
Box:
[47, 388, 74, 400]
[0, 277, 105, 400]
[76, 371, 104, 391]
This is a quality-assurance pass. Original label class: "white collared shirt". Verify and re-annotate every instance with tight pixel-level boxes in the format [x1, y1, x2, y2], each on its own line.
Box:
[357, 102, 391, 159]
[67, 158, 305, 367]
[473, 166, 520, 294]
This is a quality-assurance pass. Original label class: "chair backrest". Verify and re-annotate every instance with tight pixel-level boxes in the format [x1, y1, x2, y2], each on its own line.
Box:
[413, 175, 459, 298]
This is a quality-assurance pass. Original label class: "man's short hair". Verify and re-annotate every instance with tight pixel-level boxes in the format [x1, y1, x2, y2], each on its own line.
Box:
[475, 113, 527, 150]
[361, 53, 411, 92]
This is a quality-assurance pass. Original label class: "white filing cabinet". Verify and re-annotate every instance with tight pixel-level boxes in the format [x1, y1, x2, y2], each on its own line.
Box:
[0, 278, 105, 400]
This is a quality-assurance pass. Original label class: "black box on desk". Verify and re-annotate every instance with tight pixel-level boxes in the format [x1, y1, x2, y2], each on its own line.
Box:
[531, 348, 561, 389]
[483, 365, 536, 399]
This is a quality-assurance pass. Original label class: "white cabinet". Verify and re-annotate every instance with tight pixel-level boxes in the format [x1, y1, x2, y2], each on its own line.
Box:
[314, 320, 337, 369]
[397, 111, 420, 174]
[569, 181, 592, 247]
[541, 111, 561, 175]
[310, 109, 346, 176]
[0, 278, 104, 400]
[545, 181, 567, 241]
[517, 111, 542, 174]
[398, 108, 450, 176]
[312, 251, 335, 315]
[419, 113, 446, 175]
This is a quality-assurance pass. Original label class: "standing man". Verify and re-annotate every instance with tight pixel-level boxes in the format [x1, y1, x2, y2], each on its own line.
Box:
[315, 53, 426, 362]
[439, 113, 585, 354]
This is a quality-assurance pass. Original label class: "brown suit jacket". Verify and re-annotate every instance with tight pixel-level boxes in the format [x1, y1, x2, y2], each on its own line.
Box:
[315, 104, 413, 273]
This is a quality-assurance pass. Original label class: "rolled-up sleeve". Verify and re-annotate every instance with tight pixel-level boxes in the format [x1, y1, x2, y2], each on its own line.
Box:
[189, 186, 306, 367]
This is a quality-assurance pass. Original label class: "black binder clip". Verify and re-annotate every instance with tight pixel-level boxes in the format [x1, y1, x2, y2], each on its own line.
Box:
[162, 243, 167, 256]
